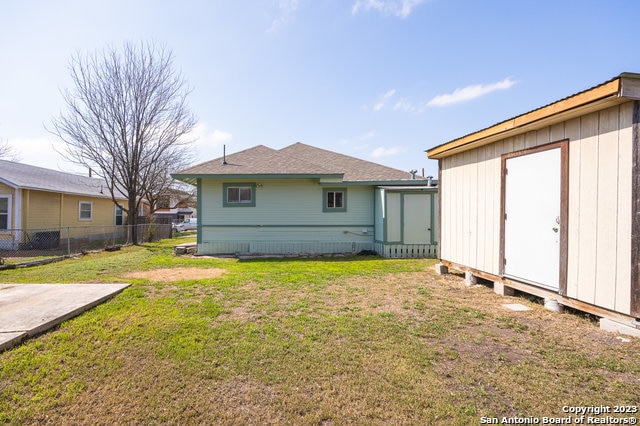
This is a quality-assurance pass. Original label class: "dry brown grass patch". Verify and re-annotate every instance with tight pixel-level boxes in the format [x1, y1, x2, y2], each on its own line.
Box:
[122, 267, 227, 281]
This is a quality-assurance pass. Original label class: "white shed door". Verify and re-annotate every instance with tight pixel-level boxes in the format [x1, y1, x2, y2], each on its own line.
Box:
[403, 194, 431, 244]
[504, 148, 561, 290]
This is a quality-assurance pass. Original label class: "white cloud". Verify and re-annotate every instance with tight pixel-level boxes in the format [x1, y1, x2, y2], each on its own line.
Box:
[360, 131, 375, 140]
[427, 77, 516, 107]
[268, 0, 299, 33]
[393, 97, 425, 114]
[373, 89, 396, 111]
[371, 145, 403, 158]
[352, 0, 425, 18]
[210, 129, 233, 144]
[191, 123, 233, 161]
[192, 123, 233, 144]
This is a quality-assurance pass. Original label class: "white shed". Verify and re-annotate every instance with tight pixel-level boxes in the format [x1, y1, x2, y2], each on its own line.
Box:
[427, 73, 640, 333]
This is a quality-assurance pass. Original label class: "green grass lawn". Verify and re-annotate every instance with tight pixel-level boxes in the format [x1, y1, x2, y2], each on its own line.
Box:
[1, 238, 639, 424]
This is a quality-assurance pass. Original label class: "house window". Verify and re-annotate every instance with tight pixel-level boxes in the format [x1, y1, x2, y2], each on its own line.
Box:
[115, 206, 124, 225]
[223, 183, 256, 207]
[79, 201, 93, 220]
[323, 188, 347, 212]
[0, 196, 9, 230]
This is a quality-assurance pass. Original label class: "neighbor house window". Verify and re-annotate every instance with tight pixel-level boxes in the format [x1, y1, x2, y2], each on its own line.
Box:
[223, 183, 256, 207]
[79, 201, 93, 220]
[0, 196, 9, 230]
[115, 206, 124, 225]
[323, 188, 347, 212]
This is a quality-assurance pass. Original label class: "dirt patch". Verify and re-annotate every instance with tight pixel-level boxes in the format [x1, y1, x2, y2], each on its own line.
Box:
[123, 267, 227, 281]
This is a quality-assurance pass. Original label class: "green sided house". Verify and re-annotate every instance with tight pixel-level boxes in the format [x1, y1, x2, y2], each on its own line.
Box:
[0, 159, 128, 250]
[172, 142, 438, 257]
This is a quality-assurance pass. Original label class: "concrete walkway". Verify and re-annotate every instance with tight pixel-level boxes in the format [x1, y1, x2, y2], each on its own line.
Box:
[0, 283, 130, 352]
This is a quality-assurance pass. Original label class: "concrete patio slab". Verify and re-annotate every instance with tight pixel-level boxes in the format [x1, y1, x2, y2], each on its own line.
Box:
[0, 283, 130, 352]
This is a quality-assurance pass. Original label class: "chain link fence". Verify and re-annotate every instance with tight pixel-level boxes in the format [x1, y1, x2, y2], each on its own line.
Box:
[0, 222, 173, 266]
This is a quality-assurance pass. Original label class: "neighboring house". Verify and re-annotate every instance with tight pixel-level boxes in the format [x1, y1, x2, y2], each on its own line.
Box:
[172, 142, 438, 257]
[426, 72, 640, 333]
[153, 187, 196, 223]
[0, 160, 128, 249]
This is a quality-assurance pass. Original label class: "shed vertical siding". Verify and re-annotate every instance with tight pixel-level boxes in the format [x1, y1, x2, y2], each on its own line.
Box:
[439, 102, 634, 315]
[566, 117, 582, 299]
[576, 112, 600, 304]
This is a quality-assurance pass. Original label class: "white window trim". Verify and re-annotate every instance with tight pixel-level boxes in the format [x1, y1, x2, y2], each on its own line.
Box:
[0, 194, 11, 230]
[79, 201, 93, 221]
[114, 205, 124, 225]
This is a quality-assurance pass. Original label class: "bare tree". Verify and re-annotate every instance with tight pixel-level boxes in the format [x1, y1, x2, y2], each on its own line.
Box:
[142, 147, 195, 216]
[0, 139, 19, 160]
[50, 41, 197, 243]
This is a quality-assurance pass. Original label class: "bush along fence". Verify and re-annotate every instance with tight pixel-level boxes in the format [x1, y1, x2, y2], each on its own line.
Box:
[0, 223, 172, 266]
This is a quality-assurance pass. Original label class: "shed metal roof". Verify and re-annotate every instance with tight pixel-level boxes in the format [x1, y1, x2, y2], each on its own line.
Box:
[426, 73, 640, 160]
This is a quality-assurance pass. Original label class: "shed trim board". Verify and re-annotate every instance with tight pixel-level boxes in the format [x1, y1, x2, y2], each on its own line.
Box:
[427, 74, 640, 160]
[438, 159, 442, 259]
[498, 140, 569, 294]
[631, 100, 640, 317]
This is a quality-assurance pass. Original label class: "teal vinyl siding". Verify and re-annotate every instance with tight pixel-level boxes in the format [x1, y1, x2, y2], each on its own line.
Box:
[200, 178, 373, 226]
[198, 178, 375, 254]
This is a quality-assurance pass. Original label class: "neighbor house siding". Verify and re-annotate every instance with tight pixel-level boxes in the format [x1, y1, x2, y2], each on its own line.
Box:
[20, 189, 124, 237]
[440, 102, 633, 315]
[25, 190, 62, 228]
[198, 178, 375, 254]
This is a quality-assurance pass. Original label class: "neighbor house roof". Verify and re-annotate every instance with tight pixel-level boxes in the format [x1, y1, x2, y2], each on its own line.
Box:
[427, 72, 640, 159]
[0, 159, 121, 199]
[173, 142, 426, 185]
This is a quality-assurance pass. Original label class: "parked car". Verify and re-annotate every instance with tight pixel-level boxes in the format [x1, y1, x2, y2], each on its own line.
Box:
[173, 218, 197, 232]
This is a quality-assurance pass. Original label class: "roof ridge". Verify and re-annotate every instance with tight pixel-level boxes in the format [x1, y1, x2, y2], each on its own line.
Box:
[280, 142, 423, 180]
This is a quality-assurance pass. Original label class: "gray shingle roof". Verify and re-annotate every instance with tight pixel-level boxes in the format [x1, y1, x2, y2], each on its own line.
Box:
[174, 142, 424, 183]
[174, 144, 342, 177]
[0, 159, 117, 199]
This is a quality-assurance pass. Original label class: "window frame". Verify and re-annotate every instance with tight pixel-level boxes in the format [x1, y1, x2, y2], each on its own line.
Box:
[223, 183, 256, 207]
[79, 201, 93, 221]
[323, 188, 347, 213]
[115, 205, 124, 225]
[0, 195, 11, 230]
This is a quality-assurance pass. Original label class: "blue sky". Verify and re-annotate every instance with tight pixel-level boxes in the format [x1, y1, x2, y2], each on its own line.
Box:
[1, 0, 639, 179]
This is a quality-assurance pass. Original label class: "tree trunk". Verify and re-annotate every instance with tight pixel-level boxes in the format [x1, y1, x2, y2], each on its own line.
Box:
[128, 197, 138, 245]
